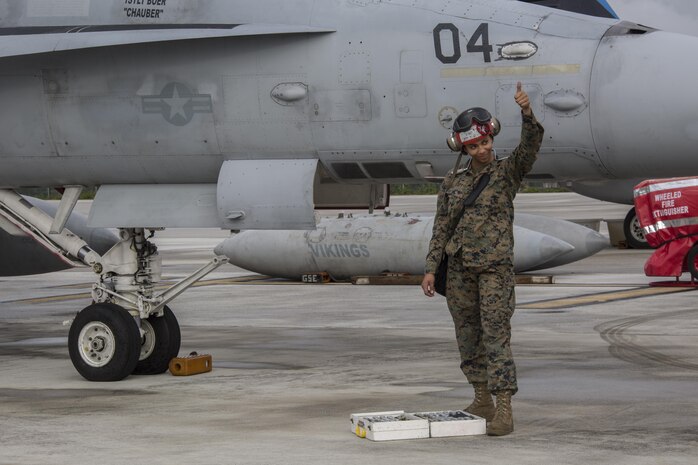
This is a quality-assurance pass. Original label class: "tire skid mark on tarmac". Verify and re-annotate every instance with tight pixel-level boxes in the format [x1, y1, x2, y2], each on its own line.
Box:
[594, 308, 698, 371]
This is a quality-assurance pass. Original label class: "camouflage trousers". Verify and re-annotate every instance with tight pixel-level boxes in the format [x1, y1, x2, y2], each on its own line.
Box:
[445, 255, 517, 394]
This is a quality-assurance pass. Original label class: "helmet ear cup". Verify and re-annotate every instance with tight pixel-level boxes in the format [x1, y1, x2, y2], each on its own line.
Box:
[490, 117, 501, 137]
[447, 133, 462, 152]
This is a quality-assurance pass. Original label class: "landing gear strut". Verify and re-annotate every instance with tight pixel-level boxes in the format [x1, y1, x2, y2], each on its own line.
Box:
[74, 227, 225, 381]
[0, 188, 226, 381]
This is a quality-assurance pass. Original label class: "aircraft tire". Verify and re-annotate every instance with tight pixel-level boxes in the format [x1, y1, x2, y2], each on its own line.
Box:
[68, 303, 141, 382]
[623, 207, 651, 249]
[133, 306, 180, 375]
[163, 306, 181, 361]
[686, 243, 698, 281]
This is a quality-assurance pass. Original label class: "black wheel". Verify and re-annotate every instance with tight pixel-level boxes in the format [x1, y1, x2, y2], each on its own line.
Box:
[133, 306, 180, 375]
[163, 306, 181, 361]
[686, 243, 698, 281]
[68, 303, 141, 382]
[623, 207, 651, 249]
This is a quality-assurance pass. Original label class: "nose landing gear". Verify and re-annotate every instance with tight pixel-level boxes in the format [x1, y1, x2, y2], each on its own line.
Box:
[68, 227, 225, 381]
[67, 228, 225, 381]
[1, 188, 226, 381]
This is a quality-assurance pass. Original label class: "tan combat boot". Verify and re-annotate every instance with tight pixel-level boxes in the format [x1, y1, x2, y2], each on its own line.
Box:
[487, 390, 514, 436]
[464, 383, 495, 422]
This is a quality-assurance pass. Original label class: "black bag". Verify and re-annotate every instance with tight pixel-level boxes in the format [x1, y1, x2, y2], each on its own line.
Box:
[434, 254, 449, 296]
[433, 173, 491, 297]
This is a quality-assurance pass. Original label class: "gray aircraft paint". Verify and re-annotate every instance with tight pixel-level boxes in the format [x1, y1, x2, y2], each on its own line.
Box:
[514, 212, 611, 270]
[214, 213, 608, 280]
[0, 0, 696, 232]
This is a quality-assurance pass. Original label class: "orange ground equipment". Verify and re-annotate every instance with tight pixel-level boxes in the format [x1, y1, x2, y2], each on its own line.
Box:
[169, 352, 212, 376]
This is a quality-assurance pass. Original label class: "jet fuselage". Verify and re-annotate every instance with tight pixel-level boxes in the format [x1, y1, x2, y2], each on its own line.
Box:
[0, 0, 696, 205]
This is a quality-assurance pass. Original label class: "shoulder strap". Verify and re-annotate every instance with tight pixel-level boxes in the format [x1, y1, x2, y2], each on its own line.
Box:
[444, 171, 491, 239]
[462, 173, 490, 208]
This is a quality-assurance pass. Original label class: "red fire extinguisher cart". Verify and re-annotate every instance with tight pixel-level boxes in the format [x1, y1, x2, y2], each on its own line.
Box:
[634, 177, 698, 283]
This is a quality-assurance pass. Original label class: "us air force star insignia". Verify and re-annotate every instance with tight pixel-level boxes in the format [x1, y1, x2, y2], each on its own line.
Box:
[142, 82, 213, 126]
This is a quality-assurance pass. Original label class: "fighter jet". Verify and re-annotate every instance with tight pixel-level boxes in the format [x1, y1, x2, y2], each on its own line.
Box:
[0, 0, 693, 380]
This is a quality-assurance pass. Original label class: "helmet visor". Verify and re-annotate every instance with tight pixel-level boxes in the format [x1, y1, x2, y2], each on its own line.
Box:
[453, 107, 492, 133]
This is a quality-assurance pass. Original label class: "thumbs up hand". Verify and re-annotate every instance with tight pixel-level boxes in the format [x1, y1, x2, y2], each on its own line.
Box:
[514, 81, 532, 116]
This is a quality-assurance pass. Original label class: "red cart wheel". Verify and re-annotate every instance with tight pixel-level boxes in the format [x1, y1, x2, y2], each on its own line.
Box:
[686, 243, 698, 281]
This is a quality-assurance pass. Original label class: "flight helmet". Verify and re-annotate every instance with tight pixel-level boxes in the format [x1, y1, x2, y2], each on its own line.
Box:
[447, 107, 500, 151]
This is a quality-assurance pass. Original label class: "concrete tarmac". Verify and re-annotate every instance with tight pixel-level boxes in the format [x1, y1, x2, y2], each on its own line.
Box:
[1, 193, 697, 465]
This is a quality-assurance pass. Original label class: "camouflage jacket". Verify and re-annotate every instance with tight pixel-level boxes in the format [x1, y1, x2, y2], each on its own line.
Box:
[425, 112, 544, 273]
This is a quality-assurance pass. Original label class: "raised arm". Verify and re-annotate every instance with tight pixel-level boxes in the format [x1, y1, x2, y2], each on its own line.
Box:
[509, 82, 544, 186]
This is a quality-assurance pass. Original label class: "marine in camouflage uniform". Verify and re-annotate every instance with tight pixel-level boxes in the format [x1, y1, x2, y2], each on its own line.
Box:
[421, 84, 543, 436]
[424, 110, 544, 394]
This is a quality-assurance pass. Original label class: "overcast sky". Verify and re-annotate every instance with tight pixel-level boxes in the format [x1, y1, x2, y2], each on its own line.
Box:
[610, 0, 698, 35]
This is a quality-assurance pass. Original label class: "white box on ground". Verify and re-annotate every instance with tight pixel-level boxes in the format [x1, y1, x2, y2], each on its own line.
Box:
[413, 410, 486, 437]
[350, 410, 404, 436]
[351, 412, 429, 441]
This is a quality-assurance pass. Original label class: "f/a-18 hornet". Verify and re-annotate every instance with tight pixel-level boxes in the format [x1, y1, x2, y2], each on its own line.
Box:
[1, 0, 694, 380]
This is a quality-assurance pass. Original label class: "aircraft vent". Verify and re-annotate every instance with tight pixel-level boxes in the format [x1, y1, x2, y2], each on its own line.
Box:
[604, 21, 656, 37]
[332, 162, 367, 179]
[362, 162, 413, 179]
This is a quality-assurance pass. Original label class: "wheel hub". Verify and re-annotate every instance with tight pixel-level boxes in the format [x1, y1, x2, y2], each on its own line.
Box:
[91, 337, 106, 351]
[139, 320, 156, 361]
[78, 322, 116, 368]
[631, 217, 646, 241]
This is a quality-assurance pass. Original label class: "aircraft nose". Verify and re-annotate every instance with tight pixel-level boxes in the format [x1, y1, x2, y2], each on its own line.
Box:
[590, 29, 698, 177]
